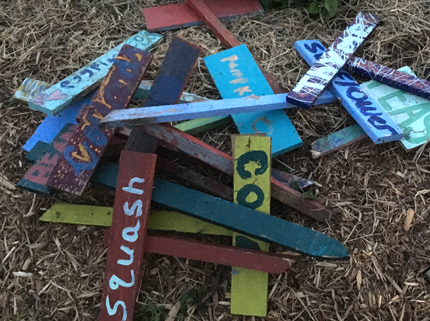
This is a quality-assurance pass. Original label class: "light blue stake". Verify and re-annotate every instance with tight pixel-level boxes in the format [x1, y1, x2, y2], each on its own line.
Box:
[28, 30, 162, 115]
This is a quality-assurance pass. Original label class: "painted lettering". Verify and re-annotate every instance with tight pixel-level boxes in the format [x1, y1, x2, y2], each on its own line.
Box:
[123, 200, 143, 218]
[236, 150, 269, 179]
[117, 245, 134, 266]
[122, 221, 141, 243]
[236, 184, 265, 209]
[122, 177, 145, 195]
[64, 141, 98, 175]
[251, 117, 274, 135]
[220, 55, 238, 63]
[105, 296, 127, 321]
[234, 86, 252, 96]
[109, 271, 135, 290]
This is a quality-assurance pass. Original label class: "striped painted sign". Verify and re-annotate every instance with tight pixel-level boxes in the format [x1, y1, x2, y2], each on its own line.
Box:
[28, 30, 162, 115]
[295, 39, 403, 143]
[287, 12, 379, 109]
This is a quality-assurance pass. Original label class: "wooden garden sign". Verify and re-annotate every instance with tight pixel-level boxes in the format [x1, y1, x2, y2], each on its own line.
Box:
[98, 151, 157, 321]
[46, 45, 152, 195]
[28, 30, 161, 115]
[294, 39, 403, 143]
[287, 12, 379, 109]
[231, 135, 271, 316]
[204, 44, 301, 156]
[13, 78, 50, 102]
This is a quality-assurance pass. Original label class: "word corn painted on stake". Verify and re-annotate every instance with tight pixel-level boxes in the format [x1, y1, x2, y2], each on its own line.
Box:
[98, 151, 157, 321]
[139, 124, 332, 222]
[126, 36, 201, 152]
[46, 45, 152, 196]
[28, 31, 162, 115]
[13, 78, 50, 102]
[295, 40, 403, 143]
[287, 12, 379, 109]
[151, 177, 349, 259]
[231, 135, 271, 316]
[18, 123, 77, 194]
[99, 92, 336, 129]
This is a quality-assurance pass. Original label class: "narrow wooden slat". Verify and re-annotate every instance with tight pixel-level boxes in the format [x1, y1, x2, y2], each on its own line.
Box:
[13, 78, 50, 102]
[231, 135, 271, 316]
[18, 123, 77, 194]
[143, 0, 263, 32]
[271, 168, 313, 190]
[287, 12, 379, 109]
[126, 36, 201, 152]
[28, 31, 162, 115]
[311, 124, 367, 158]
[151, 177, 348, 258]
[99, 92, 336, 129]
[98, 151, 156, 321]
[46, 45, 152, 196]
[204, 44, 301, 156]
[157, 156, 234, 201]
[139, 124, 332, 222]
[294, 40, 403, 143]
[361, 66, 430, 151]
[40, 204, 232, 236]
[146, 234, 290, 274]
[346, 57, 430, 101]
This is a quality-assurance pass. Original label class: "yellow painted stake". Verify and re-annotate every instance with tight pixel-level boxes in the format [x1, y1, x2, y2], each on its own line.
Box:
[231, 135, 271, 316]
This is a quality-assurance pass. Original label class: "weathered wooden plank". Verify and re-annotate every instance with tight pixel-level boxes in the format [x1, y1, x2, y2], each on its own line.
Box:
[28, 31, 161, 115]
[18, 123, 77, 195]
[361, 66, 430, 150]
[295, 40, 403, 143]
[143, 0, 263, 32]
[41, 204, 232, 236]
[146, 234, 290, 274]
[185, 0, 285, 94]
[99, 92, 337, 129]
[23, 92, 95, 152]
[152, 177, 348, 258]
[99, 151, 156, 321]
[204, 45, 301, 156]
[13, 78, 50, 102]
[346, 57, 430, 101]
[186, 0, 241, 47]
[140, 124, 332, 222]
[46, 45, 153, 195]
[126, 36, 201, 152]
[157, 156, 234, 201]
[287, 13, 379, 109]
[231, 135, 271, 316]
[311, 124, 367, 158]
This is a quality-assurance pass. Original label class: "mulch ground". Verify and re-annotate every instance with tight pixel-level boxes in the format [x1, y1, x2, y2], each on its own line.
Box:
[1, 0, 429, 320]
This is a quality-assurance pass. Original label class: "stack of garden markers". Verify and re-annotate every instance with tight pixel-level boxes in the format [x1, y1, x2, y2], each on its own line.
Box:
[14, 5, 430, 319]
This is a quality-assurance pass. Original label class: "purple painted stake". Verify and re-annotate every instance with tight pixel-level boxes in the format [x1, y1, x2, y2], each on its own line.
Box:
[346, 57, 430, 100]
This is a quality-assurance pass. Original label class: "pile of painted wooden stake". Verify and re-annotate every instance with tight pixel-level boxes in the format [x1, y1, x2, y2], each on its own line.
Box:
[14, 0, 430, 318]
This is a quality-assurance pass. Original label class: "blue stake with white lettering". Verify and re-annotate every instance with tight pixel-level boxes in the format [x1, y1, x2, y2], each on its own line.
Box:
[294, 40, 403, 144]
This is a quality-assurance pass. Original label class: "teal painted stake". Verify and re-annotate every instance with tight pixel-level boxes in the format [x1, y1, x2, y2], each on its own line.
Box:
[204, 44, 302, 156]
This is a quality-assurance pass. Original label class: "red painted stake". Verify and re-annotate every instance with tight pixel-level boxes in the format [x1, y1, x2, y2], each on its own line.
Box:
[98, 151, 157, 321]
